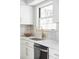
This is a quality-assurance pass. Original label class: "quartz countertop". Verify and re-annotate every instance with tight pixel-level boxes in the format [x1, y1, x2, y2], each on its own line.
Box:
[21, 36, 59, 51]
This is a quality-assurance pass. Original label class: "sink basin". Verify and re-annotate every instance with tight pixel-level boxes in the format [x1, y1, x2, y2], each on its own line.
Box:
[30, 38, 42, 41]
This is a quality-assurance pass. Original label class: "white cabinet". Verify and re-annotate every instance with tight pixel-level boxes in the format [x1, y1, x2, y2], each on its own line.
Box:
[20, 38, 34, 59]
[49, 48, 59, 59]
[20, 39, 28, 59]
[21, 6, 33, 25]
[27, 46, 34, 59]
[49, 55, 55, 59]
[49, 55, 59, 59]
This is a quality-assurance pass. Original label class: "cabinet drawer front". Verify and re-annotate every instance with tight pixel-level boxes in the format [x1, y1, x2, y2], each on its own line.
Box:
[21, 38, 34, 48]
[49, 55, 59, 59]
[25, 41, 34, 48]
[49, 48, 59, 57]
[49, 55, 55, 59]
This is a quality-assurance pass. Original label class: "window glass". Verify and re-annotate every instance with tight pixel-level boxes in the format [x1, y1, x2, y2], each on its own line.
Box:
[40, 4, 53, 18]
[39, 3, 56, 30]
[40, 18, 55, 29]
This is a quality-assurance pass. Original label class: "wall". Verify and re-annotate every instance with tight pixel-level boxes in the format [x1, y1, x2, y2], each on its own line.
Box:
[53, 0, 59, 23]
[47, 0, 59, 42]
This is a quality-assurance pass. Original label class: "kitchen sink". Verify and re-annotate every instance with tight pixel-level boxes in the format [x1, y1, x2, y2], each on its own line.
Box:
[30, 38, 42, 41]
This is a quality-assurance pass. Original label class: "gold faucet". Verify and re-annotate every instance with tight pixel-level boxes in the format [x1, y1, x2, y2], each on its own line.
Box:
[41, 29, 46, 40]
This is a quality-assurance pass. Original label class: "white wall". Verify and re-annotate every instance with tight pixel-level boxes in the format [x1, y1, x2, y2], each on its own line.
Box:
[53, 0, 59, 23]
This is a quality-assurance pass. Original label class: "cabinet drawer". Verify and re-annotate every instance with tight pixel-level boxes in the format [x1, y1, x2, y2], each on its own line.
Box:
[49, 55, 55, 59]
[49, 48, 59, 57]
[21, 38, 34, 48]
[49, 55, 59, 59]
[20, 39, 26, 44]
[25, 40, 34, 48]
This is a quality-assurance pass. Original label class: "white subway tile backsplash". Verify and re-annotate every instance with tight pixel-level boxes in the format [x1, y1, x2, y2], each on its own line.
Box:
[20, 25, 34, 36]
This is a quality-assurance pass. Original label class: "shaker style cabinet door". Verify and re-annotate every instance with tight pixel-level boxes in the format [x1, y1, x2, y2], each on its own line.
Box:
[27, 46, 34, 59]
[20, 38, 34, 59]
[20, 6, 33, 25]
[21, 45, 34, 59]
[21, 44, 34, 59]
[49, 55, 59, 59]
[20, 39, 28, 59]
[49, 48, 59, 59]
[49, 55, 55, 59]
[20, 44, 27, 59]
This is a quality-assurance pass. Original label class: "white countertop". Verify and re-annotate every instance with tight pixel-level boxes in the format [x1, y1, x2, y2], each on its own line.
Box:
[21, 36, 59, 51]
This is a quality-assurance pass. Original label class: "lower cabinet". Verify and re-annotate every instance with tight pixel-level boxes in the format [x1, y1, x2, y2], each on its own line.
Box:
[20, 44, 28, 59]
[49, 55, 59, 59]
[20, 39, 34, 59]
[21, 38, 59, 59]
[49, 55, 55, 59]
[27, 46, 34, 59]
[49, 48, 59, 59]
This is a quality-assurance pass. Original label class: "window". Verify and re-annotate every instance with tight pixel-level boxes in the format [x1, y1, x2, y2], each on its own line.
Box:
[39, 3, 56, 30]
[39, 4, 53, 18]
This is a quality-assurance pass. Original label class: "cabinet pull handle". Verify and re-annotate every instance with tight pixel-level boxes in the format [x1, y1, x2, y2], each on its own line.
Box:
[40, 49, 48, 52]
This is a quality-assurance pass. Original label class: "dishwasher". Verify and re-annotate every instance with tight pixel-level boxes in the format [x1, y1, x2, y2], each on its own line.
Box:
[34, 43, 49, 59]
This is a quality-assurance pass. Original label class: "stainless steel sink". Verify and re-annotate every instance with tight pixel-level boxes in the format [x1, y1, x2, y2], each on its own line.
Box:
[30, 38, 42, 41]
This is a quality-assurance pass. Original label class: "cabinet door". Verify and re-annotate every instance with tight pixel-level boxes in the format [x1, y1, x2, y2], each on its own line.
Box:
[49, 55, 59, 59]
[20, 39, 34, 59]
[20, 6, 33, 25]
[20, 43, 28, 59]
[20, 39, 28, 59]
[49, 55, 55, 59]
[21, 45, 34, 59]
[49, 48, 59, 59]
[21, 43, 34, 59]
[28, 46, 34, 59]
